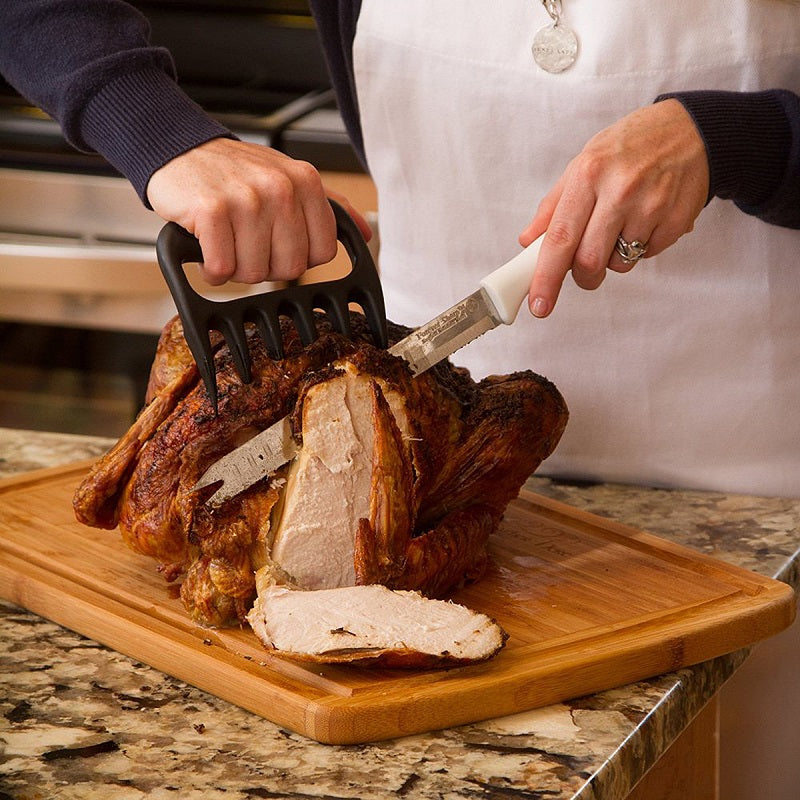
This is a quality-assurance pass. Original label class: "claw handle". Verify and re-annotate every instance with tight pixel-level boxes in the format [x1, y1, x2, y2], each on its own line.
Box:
[155, 199, 388, 412]
[156, 223, 221, 409]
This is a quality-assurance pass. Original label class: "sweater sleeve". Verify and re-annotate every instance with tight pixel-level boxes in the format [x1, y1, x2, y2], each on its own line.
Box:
[0, 0, 232, 205]
[657, 89, 800, 229]
[308, 0, 366, 168]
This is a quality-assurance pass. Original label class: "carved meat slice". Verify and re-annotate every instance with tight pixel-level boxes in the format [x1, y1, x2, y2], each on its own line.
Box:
[268, 362, 411, 589]
[247, 582, 507, 668]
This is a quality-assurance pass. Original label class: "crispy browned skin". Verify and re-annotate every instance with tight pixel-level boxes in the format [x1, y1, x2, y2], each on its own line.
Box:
[353, 381, 415, 586]
[144, 316, 202, 403]
[348, 337, 568, 598]
[74, 313, 568, 627]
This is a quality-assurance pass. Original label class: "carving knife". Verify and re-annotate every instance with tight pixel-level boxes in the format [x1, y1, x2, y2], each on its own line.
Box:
[193, 234, 544, 506]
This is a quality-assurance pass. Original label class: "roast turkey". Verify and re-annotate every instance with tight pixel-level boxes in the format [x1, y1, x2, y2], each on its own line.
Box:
[73, 312, 567, 665]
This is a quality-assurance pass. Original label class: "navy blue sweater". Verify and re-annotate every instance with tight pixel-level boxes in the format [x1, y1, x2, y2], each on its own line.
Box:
[1, 0, 798, 227]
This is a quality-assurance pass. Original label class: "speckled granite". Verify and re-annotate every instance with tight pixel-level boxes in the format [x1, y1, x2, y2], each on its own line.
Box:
[0, 427, 798, 800]
[0, 428, 114, 480]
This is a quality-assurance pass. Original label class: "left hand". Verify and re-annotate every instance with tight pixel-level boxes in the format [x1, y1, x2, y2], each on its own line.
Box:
[519, 99, 710, 317]
[146, 138, 372, 286]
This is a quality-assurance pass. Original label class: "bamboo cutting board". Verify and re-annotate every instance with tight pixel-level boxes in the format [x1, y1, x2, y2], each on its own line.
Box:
[0, 461, 794, 744]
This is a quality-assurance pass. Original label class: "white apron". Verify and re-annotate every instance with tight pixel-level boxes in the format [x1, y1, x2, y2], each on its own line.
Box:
[353, 0, 800, 497]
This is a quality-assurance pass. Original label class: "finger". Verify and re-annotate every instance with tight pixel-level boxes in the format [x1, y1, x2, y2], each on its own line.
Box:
[303, 193, 338, 267]
[571, 260, 607, 291]
[638, 224, 672, 259]
[195, 213, 236, 286]
[527, 226, 581, 318]
[280, 162, 337, 267]
[519, 183, 561, 247]
[226, 190, 276, 284]
[569, 208, 624, 289]
[265, 198, 309, 282]
[637, 204, 702, 260]
[324, 187, 373, 242]
[527, 186, 596, 318]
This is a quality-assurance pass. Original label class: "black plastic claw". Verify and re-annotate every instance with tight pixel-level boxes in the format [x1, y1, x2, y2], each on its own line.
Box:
[181, 315, 219, 412]
[156, 198, 388, 413]
[322, 295, 353, 340]
[252, 308, 285, 361]
[359, 289, 389, 350]
[291, 298, 319, 346]
[218, 315, 252, 386]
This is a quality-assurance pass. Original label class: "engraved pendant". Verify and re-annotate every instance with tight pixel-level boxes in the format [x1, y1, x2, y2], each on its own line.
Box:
[532, 23, 578, 73]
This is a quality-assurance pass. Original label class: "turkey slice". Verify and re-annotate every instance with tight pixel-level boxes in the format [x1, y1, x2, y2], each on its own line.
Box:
[247, 582, 507, 668]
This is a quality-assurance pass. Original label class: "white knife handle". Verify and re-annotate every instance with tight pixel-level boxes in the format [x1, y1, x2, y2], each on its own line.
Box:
[479, 235, 544, 325]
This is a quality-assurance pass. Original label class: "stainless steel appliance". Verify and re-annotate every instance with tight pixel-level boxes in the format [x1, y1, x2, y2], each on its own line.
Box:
[0, 1, 363, 436]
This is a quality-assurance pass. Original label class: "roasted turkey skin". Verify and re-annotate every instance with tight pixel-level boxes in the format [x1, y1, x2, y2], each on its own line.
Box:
[74, 312, 568, 629]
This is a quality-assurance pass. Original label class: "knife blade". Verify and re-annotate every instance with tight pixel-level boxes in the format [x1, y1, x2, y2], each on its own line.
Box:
[389, 233, 544, 372]
[192, 416, 297, 507]
[193, 234, 544, 506]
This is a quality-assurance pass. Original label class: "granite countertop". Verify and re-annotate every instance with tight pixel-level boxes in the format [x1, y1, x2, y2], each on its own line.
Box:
[1, 426, 799, 800]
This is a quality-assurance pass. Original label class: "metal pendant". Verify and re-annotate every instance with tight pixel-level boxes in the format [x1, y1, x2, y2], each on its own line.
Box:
[532, 23, 578, 73]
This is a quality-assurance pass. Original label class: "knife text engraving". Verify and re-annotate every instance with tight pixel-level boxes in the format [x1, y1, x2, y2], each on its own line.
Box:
[390, 289, 501, 375]
[412, 295, 482, 348]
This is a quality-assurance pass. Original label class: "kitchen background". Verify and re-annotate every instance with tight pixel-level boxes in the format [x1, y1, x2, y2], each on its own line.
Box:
[0, 2, 796, 798]
[0, 0, 375, 438]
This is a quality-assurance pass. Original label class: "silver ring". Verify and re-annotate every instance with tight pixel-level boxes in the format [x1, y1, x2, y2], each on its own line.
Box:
[615, 235, 648, 265]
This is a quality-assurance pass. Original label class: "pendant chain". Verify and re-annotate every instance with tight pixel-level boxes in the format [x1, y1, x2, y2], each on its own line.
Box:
[542, 0, 563, 25]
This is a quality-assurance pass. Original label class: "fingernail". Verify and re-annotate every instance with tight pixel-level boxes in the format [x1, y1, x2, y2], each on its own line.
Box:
[531, 297, 549, 318]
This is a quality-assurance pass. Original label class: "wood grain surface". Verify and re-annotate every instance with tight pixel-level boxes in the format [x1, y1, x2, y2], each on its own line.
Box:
[0, 461, 794, 744]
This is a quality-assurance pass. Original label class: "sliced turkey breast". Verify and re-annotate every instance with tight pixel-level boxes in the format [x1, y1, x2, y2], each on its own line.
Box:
[247, 582, 507, 668]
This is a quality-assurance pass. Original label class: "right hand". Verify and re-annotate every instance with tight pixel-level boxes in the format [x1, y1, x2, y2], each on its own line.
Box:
[519, 99, 709, 317]
[146, 137, 371, 285]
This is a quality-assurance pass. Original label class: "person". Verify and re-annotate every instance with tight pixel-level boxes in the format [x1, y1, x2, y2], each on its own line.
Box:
[1, 1, 798, 496]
